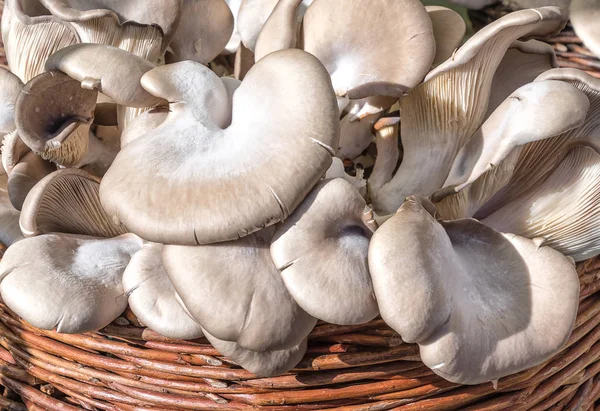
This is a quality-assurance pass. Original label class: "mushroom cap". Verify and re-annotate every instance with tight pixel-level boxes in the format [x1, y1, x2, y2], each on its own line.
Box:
[15, 70, 97, 156]
[302, 0, 435, 99]
[369, 197, 579, 384]
[45, 44, 165, 108]
[447, 0, 497, 9]
[39, 0, 182, 53]
[119, 107, 168, 148]
[100, 49, 339, 245]
[122, 243, 204, 340]
[271, 179, 378, 325]
[163, 228, 316, 351]
[237, 0, 279, 51]
[0, 233, 143, 333]
[202, 328, 308, 377]
[0, 67, 23, 134]
[19, 168, 127, 238]
[570, 0, 600, 58]
[167, 0, 234, 64]
[2, 130, 31, 175]
[254, 0, 303, 62]
[224, 0, 243, 53]
[0, 171, 24, 247]
[8, 151, 56, 211]
[425, 6, 466, 67]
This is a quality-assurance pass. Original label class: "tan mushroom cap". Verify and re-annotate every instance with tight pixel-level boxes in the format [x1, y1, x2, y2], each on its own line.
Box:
[45, 44, 165, 108]
[167, 0, 234, 64]
[482, 145, 600, 261]
[254, 0, 303, 62]
[163, 228, 316, 351]
[425, 6, 466, 67]
[203, 328, 308, 377]
[271, 179, 378, 325]
[8, 151, 56, 211]
[0, 171, 24, 247]
[237, 0, 279, 52]
[39, 0, 182, 54]
[369, 7, 567, 216]
[2, 0, 79, 83]
[76, 124, 122, 177]
[100, 49, 339, 245]
[0, 233, 143, 333]
[369, 197, 579, 384]
[15, 70, 97, 166]
[0, 67, 23, 134]
[570, 0, 600, 59]
[123, 243, 204, 340]
[224, 0, 243, 53]
[20, 168, 127, 238]
[302, 0, 435, 99]
[119, 107, 168, 148]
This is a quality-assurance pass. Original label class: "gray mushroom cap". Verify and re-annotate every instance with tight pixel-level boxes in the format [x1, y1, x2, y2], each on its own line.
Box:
[100, 49, 339, 245]
[0, 171, 24, 247]
[0, 67, 23, 134]
[202, 328, 307, 377]
[570, 0, 600, 58]
[302, 0, 435, 99]
[122, 243, 204, 340]
[0, 233, 143, 333]
[163, 227, 316, 352]
[369, 197, 579, 384]
[45, 44, 165, 108]
[271, 179, 378, 325]
[425, 6, 466, 67]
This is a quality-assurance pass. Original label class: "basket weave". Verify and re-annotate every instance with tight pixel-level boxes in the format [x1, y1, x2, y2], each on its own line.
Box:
[1, 4, 600, 411]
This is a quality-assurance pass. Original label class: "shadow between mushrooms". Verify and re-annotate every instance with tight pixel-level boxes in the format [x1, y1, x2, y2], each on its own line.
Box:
[100, 49, 339, 245]
[368, 196, 579, 385]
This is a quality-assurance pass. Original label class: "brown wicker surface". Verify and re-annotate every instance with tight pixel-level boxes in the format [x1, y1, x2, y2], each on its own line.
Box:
[0, 259, 597, 410]
[1, 4, 600, 411]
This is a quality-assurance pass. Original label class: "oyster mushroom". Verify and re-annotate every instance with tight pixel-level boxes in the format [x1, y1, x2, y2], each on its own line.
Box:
[166, 0, 234, 64]
[19, 168, 127, 238]
[271, 178, 378, 325]
[0, 232, 143, 333]
[369, 7, 567, 216]
[163, 227, 317, 352]
[224, 0, 243, 53]
[425, 6, 466, 67]
[0, 67, 23, 134]
[0, 171, 24, 247]
[203, 328, 307, 377]
[122, 243, 204, 340]
[100, 49, 339, 245]
[369, 196, 579, 384]
[570, 0, 600, 58]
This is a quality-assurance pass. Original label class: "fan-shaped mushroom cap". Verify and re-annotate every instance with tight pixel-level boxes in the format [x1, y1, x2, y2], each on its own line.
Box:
[163, 228, 316, 351]
[15, 70, 97, 167]
[0, 233, 143, 333]
[7, 151, 56, 211]
[1, 0, 79, 82]
[369, 7, 567, 216]
[254, 0, 303, 62]
[237, 0, 278, 52]
[271, 179, 377, 325]
[476, 68, 600, 218]
[224, 0, 243, 53]
[482, 146, 600, 261]
[570, 0, 600, 58]
[302, 0, 435, 99]
[425, 6, 466, 67]
[0, 171, 24, 247]
[119, 107, 168, 149]
[39, 0, 182, 57]
[338, 112, 379, 160]
[100, 49, 339, 245]
[45, 44, 165, 108]
[369, 196, 579, 384]
[203, 328, 307, 377]
[19, 168, 127, 238]
[0, 67, 23, 134]
[167, 0, 233, 64]
[123, 243, 204, 340]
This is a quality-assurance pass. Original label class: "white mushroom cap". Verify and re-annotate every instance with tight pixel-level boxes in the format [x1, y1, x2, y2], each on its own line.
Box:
[122, 243, 204, 340]
[570, 0, 600, 58]
[203, 328, 307, 377]
[119, 107, 168, 148]
[0, 171, 24, 247]
[271, 179, 378, 325]
[100, 49, 339, 245]
[224, 0, 243, 53]
[425, 6, 466, 67]
[302, 0, 435, 99]
[0, 233, 143, 333]
[369, 6, 567, 216]
[369, 196, 579, 384]
[19, 168, 127, 238]
[237, 0, 278, 52]
[0, 67, 23, 134]
[166, 0, 234, 64]
[253, 0, 304, 62]
[163, 228, 316, 351]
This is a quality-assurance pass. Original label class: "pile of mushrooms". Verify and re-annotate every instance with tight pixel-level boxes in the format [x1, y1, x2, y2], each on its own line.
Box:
[0, 0, 594, 385]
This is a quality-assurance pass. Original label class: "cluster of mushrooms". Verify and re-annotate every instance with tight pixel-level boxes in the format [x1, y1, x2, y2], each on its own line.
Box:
[0, 0, 598, 387]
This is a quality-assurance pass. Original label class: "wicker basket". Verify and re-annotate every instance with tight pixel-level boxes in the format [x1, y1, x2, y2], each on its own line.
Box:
[1, 4, 600, 411]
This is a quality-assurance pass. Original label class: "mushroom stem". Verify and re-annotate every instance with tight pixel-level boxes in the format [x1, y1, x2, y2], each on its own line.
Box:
[369, 118, 400, 192]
